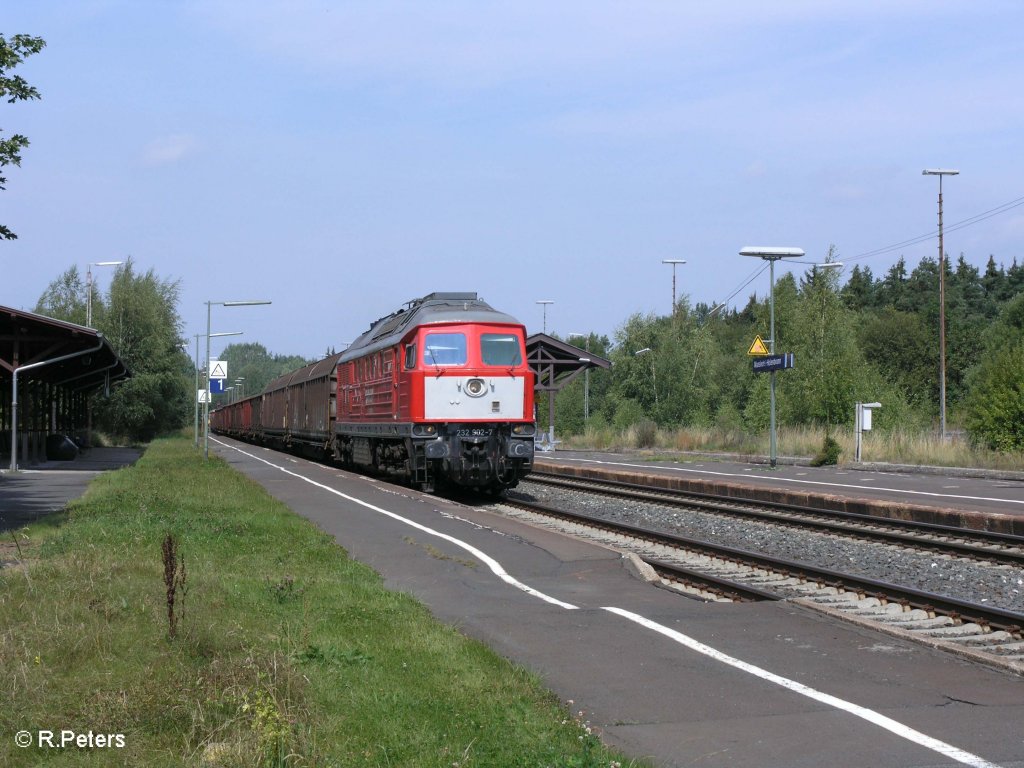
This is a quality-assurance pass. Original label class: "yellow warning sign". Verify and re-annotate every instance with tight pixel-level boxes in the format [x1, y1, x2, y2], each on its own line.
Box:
[747, 335, 769, 356]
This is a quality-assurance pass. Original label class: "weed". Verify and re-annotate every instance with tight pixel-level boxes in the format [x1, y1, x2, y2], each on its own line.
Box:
[162, 533, 187, 639]
[265, 575, 304, 604]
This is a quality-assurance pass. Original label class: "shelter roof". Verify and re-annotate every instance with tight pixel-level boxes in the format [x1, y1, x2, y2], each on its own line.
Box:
[526, 333, 611, 392]
[0, 305, 130, 391]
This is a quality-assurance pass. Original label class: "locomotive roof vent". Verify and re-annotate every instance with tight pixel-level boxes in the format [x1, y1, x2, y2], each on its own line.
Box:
[418, 292, 478, 303]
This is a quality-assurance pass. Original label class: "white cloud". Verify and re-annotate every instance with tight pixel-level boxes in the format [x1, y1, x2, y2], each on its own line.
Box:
[142, 134, 201, 166]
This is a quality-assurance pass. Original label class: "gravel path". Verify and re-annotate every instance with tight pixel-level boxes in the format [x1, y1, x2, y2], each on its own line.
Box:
[510, 481, 1024, 614]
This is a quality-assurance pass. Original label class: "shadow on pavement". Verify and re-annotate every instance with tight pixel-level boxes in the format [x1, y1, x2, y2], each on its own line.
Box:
[0, 447, 143, 534]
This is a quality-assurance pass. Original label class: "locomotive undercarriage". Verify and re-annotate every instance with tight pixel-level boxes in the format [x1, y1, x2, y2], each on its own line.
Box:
[333, 424, 534, 493]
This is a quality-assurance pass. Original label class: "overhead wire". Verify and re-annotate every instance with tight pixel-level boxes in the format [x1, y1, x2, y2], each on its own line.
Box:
[708, 191, 1023, 314]
[846, 194, 1024, 264]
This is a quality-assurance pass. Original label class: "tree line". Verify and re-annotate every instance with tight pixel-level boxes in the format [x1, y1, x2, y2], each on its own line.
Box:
[31, 250, 1023, 451]
[549, 252, 1024, 452]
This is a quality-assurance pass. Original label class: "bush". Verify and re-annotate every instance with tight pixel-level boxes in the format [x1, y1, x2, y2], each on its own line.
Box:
[810, 433, 842, 466]
[964, 343, 1024, 452]
[634, 419, 658, 448]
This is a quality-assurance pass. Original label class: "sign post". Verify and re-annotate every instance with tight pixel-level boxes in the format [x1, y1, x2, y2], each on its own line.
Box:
[854, 401, 882, 462]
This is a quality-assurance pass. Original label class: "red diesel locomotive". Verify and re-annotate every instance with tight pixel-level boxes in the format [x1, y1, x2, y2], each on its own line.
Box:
[211, 292, 537, 492]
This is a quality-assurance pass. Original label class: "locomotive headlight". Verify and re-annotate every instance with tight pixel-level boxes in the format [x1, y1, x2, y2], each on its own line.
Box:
[464, 378, 487, 398]
[512, 424, 535, 436]
[413, 424, 438, 436]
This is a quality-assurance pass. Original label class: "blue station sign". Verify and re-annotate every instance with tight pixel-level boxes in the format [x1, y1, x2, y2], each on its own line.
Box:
[752, 353, 794, 374]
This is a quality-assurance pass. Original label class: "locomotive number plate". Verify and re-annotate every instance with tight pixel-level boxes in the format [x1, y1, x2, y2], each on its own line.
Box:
[456, 428, 493, 438]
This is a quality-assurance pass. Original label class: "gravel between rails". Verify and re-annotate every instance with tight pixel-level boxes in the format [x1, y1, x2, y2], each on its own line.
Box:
[509, 481, 1024, 614]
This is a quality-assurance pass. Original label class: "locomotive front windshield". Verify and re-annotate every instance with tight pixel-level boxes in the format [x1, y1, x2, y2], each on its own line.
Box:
[481, 333, 522, 366]
[423, 333, 467, 365]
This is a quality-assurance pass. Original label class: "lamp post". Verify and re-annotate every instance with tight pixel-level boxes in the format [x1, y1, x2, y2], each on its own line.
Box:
[194, 331, 242, 447]
[568, 333, 590, 421]
[235, 377, 245, 400]
[661, 259, 686, 316]
[205, 300, 270, 459]
[635, 347, 657, 407]
[739, 247, 804, 468]
[922, 168, 959, 441]
[536, 300, 554, 334]
[86, 261, 123, 328]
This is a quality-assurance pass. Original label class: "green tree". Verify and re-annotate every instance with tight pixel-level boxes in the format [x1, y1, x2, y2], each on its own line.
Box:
[34, 265, 87, 324]
[964, 294, 1024, 451]
[858, 308, 934, 410]
[218, 342, 311, 399]
[94, 261, 191, 440]
[1, 33, 46, 241]
[37, 259, 192, 441]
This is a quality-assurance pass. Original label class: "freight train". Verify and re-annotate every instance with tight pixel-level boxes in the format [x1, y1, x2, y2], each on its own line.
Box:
[210, 292, 536, 492]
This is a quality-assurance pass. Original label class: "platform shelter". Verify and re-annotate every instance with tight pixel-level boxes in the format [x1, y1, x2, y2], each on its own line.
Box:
[526, 333, 611, 448]
[0, 305, 129, 470]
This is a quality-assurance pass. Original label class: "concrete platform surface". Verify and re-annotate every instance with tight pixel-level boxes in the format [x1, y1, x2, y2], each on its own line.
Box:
[212, 437, 1024, 768]
[0, 447, 142, 532]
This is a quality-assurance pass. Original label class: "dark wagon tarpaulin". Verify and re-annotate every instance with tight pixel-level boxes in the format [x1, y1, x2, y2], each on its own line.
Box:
[0, 305, 129, 470]
[526, 333, 611, 447]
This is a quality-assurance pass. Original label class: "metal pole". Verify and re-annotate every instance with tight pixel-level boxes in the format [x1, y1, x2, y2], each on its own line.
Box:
[769, 257, 777, 469]
[584, 339, 590, 421]
[10, 338, 105, 471]
[86, 265, 93, 328]
[662, 259, 686, 316]
[671, 268, 677, 314]
[937, 176, 947, 441]
[854, 402, 862, 462]
[922, 169, 957, 441]
[204, 301, 211, 460]
[194, 334, 200, 447]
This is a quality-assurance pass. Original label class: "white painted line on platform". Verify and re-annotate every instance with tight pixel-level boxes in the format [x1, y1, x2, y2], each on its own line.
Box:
[549, 457, 1024, 507]
[603, 606, 1003, 768]
[214, 438, 1004, 768]
[213, 438, 578, 610]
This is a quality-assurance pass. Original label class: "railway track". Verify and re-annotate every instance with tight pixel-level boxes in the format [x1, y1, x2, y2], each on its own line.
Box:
[526, 471, 1024, 566]
[490, 490, 1024, 676]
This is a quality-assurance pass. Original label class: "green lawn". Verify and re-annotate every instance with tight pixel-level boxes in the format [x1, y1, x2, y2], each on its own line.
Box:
[0, 436, 639, 767]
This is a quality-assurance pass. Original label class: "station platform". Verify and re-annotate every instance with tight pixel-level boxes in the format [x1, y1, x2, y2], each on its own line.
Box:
[207, 437, 1024, 768]
[535, 450, 1024, 535]
[0, 447, 143, 533]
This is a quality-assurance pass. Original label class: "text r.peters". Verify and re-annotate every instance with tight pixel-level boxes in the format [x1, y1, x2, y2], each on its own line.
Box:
[38, 730, 125, 748]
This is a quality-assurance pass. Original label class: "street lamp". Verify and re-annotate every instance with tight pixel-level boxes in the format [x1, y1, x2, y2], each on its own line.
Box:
[86, 261, 123, 328]
[740, 246, 804, 468]
[923, 168, 959, 441]
[536, 300, 554, 334]
[235, 377, 245, 400]
[661, 259, 686, 316]
[568, 333, 590, 421]
[635, 347, 657, 407]
[205, 300, 271, 459]
[193, 331, 242, 447]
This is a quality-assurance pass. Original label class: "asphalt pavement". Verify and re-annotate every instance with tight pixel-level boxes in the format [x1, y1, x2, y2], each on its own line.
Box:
[211, 437, 1024, 768]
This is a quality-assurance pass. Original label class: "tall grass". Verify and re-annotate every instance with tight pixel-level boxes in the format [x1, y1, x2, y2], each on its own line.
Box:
[0, 436, 639, 767]
[564, 423, 1023, 470]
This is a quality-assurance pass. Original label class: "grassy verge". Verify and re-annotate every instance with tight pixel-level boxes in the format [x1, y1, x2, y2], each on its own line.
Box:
[562, 423, 1023, 470]
[0, 436, 639, 767]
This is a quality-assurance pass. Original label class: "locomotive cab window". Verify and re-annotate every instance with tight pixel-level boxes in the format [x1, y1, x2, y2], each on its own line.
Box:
[404, 343, 416, 370]
[423, 333, 466, 366]
[481, 333, 522, 366]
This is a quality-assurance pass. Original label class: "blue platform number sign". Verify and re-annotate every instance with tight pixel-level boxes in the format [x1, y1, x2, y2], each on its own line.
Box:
[209, 378, 226, 394]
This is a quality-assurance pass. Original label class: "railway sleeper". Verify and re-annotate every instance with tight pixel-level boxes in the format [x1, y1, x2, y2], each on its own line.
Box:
[916, 623, 991, 639]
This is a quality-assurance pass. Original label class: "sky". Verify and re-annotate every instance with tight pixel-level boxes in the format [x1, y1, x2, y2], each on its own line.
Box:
[4, 1, 1024, 361]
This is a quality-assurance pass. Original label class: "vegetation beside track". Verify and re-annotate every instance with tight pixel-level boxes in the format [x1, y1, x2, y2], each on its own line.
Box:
[0, 436, 638, 767]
